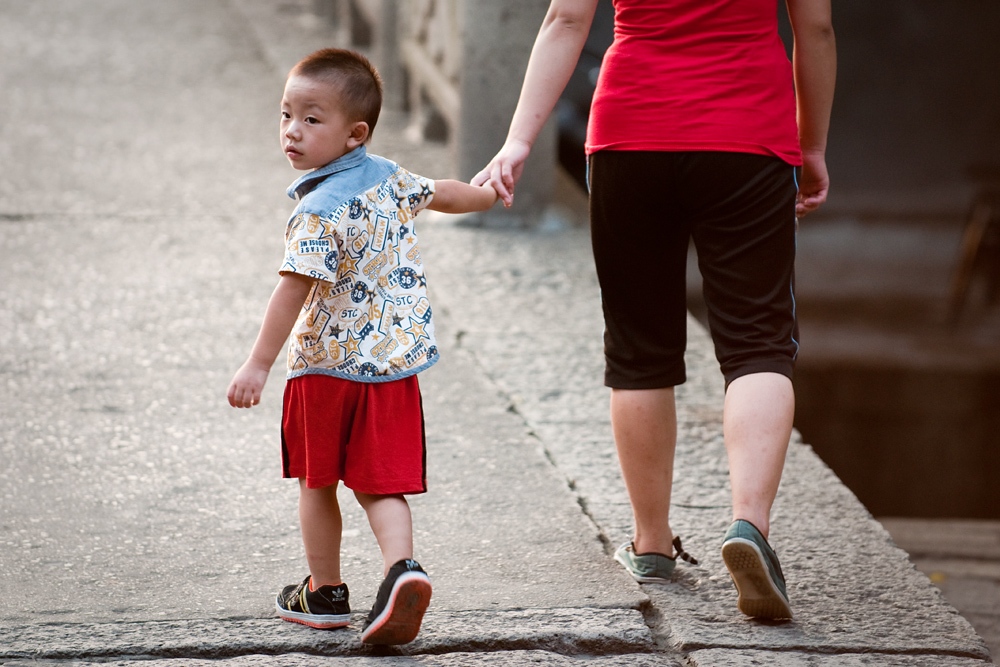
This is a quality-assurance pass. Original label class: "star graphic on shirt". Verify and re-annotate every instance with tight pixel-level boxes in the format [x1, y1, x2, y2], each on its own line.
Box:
[404, 317, 429, 344]
[399, 224, 410, 238]
[419, 183, 433, 201]
[392, 313, 405, 327]
[329, 323, 344, 338]
[319, 218, 337, 239]
[341, 330, 362, 360]
[339, 252, 358, 274]
[417, 272, 427, 288]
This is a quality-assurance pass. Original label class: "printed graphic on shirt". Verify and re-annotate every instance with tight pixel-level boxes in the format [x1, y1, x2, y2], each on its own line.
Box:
[282, 167, 438, 382]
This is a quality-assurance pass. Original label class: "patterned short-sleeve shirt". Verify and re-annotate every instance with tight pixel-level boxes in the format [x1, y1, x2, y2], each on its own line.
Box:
[280, 146, 438, 382]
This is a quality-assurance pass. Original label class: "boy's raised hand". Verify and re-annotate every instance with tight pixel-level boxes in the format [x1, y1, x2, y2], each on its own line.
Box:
[426, 179, 499, 214]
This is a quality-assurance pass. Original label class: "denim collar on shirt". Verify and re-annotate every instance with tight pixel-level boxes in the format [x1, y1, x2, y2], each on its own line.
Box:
[286, 145, 368, 200]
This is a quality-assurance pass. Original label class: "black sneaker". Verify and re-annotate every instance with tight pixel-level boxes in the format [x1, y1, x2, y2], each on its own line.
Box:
[275, 575, 351, 629]
[360, 559, 432, 645]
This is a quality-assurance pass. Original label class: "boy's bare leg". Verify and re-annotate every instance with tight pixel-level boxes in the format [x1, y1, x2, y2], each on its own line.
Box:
[355, 492, 414, 575]
[723, 372, 795, 539]
[298, 481, 343, 586]
[611, 386, 678, 555]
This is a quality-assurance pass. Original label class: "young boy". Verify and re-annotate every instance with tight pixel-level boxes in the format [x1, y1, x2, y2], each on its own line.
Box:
[227, 48, 497, 645]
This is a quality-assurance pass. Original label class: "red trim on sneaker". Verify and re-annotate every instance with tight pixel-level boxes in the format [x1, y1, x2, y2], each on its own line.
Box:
[360, 572, 432, 645]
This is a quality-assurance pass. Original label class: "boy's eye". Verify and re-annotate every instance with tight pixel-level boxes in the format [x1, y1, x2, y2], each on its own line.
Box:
[305, 117, 319, 124]
[281, 111, 291, 119]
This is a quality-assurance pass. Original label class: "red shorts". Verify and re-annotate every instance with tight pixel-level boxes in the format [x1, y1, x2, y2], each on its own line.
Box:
[281, 374, 427, 494]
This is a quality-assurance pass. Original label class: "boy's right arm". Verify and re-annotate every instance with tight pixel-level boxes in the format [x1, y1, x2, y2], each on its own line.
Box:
[425, 179, 499, 214]
[227, 272, 314, 408]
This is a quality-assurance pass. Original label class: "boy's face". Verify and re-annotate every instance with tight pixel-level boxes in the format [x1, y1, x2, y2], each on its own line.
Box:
[280, 74, 367, 171]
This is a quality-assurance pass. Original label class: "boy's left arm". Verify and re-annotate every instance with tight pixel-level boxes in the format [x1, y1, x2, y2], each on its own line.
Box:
[425, 180, 498, 214]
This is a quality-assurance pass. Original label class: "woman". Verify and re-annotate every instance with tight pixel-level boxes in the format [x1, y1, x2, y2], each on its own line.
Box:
[473, 0, 835, 620]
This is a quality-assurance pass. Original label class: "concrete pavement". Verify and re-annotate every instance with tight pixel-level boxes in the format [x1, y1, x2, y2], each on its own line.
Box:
[0, 1, 993, 664]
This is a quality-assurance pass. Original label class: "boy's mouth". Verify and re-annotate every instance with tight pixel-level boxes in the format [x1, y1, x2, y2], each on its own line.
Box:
[285, 145, 302, 159]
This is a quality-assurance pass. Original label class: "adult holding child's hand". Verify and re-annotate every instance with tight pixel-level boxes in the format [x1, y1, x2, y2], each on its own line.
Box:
[475, 0, 835, 621]
[472, 138, 531, 208]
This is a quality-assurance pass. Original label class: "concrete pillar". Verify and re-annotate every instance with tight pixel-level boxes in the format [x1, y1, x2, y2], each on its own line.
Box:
[369, 1, 403, 111]
[456, 0, 557, 227]
[313, 0, 350, 45]
[318, 1, 403, 110]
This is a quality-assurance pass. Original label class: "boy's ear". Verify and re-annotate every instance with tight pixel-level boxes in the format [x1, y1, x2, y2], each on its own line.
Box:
[347, 121, 370, 148]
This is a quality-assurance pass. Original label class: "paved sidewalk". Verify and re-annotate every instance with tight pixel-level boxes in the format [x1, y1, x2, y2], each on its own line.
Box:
[0, 1, 993, 665]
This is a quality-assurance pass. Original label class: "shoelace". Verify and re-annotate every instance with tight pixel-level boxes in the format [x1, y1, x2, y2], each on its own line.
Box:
[673, 536, 699, 565]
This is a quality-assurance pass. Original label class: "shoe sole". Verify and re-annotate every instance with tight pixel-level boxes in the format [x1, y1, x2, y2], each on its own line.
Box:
[275, 599, 351, 630]
[721, 538, 793, 620]
[361, 572, 432, 645]
[613, 550, 673, 583]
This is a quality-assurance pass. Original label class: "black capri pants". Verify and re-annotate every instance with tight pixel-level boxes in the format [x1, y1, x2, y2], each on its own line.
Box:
[588, 150, 799, 389]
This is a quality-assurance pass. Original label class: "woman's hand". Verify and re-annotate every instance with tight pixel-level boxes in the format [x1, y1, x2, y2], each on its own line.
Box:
[470, 0, 597, 208]
[471, 139, 532, 208]
[796, 149, 829, 217]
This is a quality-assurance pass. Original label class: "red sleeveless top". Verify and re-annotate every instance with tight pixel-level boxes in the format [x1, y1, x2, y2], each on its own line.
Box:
[586, 0, 802, 166]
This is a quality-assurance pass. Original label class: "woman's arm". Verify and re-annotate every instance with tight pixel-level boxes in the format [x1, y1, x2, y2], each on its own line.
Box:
[471, 0, 599, 206]
[786, 0, 836, 217]
[426, 180, 498, 214]
[227, 272, 314, 408]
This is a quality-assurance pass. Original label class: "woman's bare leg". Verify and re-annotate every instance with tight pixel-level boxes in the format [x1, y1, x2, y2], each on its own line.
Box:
[611, 387, 678, 555]
[723, 372, 795, 539]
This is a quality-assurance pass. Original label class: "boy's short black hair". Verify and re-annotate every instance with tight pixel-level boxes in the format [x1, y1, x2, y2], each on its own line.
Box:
[290, 48, 383, 140]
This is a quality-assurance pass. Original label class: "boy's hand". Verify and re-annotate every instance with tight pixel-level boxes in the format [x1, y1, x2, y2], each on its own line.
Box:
[227, 360, 270, 408]
[479, 182, 501, 208]
[225, 272, 313, 409]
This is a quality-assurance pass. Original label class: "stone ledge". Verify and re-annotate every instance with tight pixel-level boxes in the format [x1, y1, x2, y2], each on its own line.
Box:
[0, 608, 654, 661]
[688, 648, 993, 666]
[0, 651, 684, 667]
[421, 219, 993, 663]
